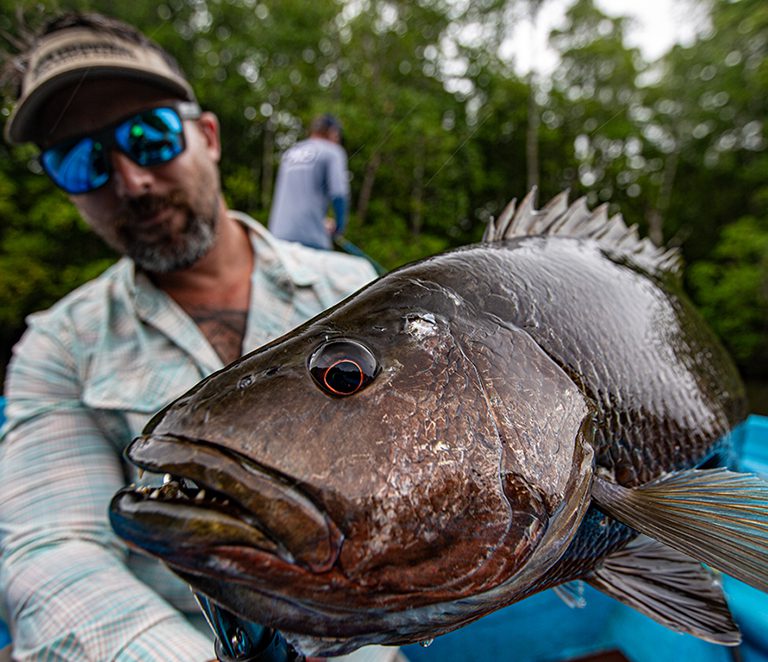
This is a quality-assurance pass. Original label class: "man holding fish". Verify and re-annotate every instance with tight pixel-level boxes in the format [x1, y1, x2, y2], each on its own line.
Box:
[0, 11, 401, 662]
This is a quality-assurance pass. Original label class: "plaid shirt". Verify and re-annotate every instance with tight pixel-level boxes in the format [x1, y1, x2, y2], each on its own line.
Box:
[0, 214, 386, 661]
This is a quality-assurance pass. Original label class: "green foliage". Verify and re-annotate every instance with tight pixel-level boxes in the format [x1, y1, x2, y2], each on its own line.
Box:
[642, 0, 768, 258]
[0, 0, 766, 385]
[688, 216, 768, 374]
[0, 139, 115, 330]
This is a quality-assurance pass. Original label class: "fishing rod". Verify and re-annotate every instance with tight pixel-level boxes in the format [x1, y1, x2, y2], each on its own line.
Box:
[195, 594, 305, 662]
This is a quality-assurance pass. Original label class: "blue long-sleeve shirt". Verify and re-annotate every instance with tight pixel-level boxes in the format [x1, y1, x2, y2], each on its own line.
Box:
[269, 137, 350, 250]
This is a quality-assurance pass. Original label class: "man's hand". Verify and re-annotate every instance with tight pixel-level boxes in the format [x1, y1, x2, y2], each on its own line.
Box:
[324, 216, 337, 236]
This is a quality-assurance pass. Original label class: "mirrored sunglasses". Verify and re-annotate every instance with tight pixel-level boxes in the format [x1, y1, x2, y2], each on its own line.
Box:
[40, 101, 202, 195]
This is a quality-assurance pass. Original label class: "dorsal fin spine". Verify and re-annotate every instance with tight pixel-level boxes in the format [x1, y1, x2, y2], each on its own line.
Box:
[486, 188, 682, 276]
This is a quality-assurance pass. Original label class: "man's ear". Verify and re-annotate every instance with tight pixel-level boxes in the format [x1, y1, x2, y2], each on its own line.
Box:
[196, 111, 221, 163]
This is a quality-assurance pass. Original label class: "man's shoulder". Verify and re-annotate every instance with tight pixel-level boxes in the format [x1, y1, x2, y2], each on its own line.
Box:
[294, 242, 377, 278]
[313, 137, 346, 158]
[237, 210, 376, 284]
[290, 243, 378, 301]
[255, 217, 378, 294]
[26, 259, 130, 332]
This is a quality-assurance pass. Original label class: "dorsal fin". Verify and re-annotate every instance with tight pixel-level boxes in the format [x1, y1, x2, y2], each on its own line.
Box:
[483, 187, 682, 277]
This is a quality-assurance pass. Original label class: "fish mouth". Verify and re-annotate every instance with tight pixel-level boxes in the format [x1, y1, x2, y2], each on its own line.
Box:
[109, 434, 343, 574]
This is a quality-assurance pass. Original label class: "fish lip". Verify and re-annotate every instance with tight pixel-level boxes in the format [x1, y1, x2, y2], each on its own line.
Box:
[109, 485, 283, 564]
[120, 433, 344, 573]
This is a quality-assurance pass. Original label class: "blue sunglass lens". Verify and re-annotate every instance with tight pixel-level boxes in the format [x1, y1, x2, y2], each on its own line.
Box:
[41, 137, 110, 195]
[41, 107, 186, 194]
[115, 108, 185, 168]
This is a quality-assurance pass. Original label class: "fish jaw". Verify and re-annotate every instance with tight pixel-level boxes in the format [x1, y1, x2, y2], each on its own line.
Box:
[108, 429, 551, 651]
[110, 433, 344, 574]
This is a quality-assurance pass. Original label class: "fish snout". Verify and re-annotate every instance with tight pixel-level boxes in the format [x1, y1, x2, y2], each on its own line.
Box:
[119, 434, 344, 573]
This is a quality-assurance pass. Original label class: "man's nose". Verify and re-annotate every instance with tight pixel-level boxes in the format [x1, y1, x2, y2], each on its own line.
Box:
[110, 151, 155, 196]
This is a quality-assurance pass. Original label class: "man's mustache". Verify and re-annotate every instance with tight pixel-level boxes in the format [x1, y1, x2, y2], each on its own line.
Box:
[116, 191, 188, 226]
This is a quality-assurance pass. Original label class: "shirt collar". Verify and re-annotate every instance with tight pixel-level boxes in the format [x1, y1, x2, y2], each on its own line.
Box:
[228, 210, 319, 287]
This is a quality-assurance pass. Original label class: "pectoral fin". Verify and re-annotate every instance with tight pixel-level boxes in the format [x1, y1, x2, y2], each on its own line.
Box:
[592, 468, 768, 593]
[587, 535, 739, 645]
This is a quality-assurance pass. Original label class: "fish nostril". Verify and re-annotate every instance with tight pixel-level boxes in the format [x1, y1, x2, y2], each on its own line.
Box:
[237, 375, 254, 389]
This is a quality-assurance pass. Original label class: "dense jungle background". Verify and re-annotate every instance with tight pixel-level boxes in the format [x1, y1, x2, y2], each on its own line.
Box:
[0, 0, 766, 411]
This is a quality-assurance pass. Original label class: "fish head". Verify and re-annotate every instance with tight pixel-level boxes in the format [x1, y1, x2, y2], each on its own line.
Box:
[110, 255, 595, 651]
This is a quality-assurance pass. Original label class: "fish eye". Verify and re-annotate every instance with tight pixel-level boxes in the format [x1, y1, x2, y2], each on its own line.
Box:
[308, 339, 379, 397]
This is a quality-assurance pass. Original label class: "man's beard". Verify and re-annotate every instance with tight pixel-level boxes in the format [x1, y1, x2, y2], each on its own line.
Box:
[113, 190, 219, 273]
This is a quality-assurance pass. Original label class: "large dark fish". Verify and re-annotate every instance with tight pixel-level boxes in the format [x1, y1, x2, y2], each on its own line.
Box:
[110, 190, 768, 657]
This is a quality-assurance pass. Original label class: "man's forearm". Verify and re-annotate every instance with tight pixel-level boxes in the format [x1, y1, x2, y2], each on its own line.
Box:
[331, 196, 347, 235]
[0, 329, 213, 661]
